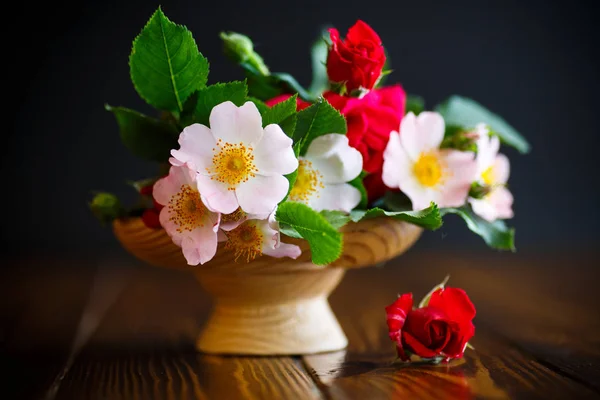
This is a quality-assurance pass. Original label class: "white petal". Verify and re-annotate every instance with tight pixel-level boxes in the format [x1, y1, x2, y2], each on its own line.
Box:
[309, 183, 361, 213]
[382, 131, 412, 189]
[471, 186, 514, 222]
[438, 150, 477, 208]
[469, 197, 497, 222]
[180, 224, 218, 265]
[196, 174, 239, 214]
[493, 154, 510, 184]
[401, 177, 441, 211]
[236, 175, 289, 214]
[400, 112, 445, 159]
[475, 131, 499, 175]
[170, 124, 216, 172]
[253, 124, 298, 176]
[305, 134, 363, 184]
[490, 187, 514, 220]
[263, 242, 302, 259]
[209, 101, 263, 145]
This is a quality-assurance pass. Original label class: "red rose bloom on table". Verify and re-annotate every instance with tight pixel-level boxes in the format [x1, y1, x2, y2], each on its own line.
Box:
[327, 20, 386, 92]
[385, 281, 476, 362]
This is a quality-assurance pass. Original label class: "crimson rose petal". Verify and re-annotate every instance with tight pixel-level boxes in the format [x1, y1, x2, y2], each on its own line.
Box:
[428, 287, 476, 323]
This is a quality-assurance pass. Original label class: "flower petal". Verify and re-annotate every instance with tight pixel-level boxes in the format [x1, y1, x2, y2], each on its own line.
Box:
[471, 186, 514, 221]
[402, 331, 440, 359]
[209, 101, 263, 145]
[475, 129, 499, 176]
[236, 175, 289, 215]
[263, 242, 302, 259]
[400, 112, 445, 160]
[305, 134, 363, 184]
[382, 131, 411, 189]
[346, 20, 382, 45]
[308, 183, 361, 213]
[253, 124, 298, 176]
[170, 124, 216, 172]
[493, 154, 510, 185]
[196, 174, 239, 214]
[428, 288, 476, 322]
[438, 150, 477, 208]
[385, 293, 414, 343]
[180, 223, 219, 265]
[153, 164, 197, 206]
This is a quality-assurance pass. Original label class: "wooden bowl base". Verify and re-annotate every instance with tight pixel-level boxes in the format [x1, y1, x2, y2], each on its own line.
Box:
[194, 267, 348, 355]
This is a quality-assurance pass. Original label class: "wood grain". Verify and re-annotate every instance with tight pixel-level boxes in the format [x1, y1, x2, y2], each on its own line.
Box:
[112, 216, 422, 272]
[113, 216, 421, 354]
[60, 352, 322, 400]
[2, 252, 599, 399]
[304, 256, 600, 399]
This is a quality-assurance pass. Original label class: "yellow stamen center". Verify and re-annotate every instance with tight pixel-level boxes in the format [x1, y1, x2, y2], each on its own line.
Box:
[289, 160, 324, 202]
[413, 152, 444, 187]
[168, 185, 206, 233]
[210, 139, 258, 190]
[221, 207, 247, 225]
[481, 166, 495, 186]
[225, 221, 264, 262]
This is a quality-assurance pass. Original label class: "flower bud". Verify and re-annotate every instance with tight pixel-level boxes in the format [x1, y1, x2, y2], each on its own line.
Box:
[89, 192, 122, 224]
[220, 32, 270, 76]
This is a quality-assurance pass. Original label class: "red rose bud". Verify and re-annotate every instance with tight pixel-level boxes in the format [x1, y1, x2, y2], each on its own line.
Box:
[327, 20, 386, 92]
[152, 198, 164, 212]
[265, 94, 311, 111]
[141, 208, 162, 229]
[386, 287, 475, 361]
[139, 184, 153, 196]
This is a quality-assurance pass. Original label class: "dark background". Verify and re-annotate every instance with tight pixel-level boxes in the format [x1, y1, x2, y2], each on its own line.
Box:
[5, 0, 600, 257]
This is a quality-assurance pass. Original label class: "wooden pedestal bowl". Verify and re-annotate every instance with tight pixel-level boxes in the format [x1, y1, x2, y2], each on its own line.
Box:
[113, 217, 422, 355]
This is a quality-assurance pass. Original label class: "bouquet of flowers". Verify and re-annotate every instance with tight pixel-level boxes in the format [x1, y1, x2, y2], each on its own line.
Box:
[91, 7, 530, 266]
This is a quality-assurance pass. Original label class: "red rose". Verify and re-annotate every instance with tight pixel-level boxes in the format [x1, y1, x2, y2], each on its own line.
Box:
[265, 94, 310, 111]
[386, 287, 476, 361]
[140, 182, 164, 229]
[327, 20, 386, 92]
[266, 86, 405, 203]
[141, 208, 161, 229]
[325, 86, 405, 202]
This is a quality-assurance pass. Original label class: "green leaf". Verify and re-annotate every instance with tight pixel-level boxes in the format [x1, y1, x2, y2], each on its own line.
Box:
[279, 114, 297, 138]
[350, 202, 442, 230]
[191, 81, 248, 126]
[441, 207, 515, 251]
[271, 72, 316, 102]
[435, 96, 530, 154]
[405, 95, 425, 115]
[348, 173, 368, 209]
[89, 192, 123, 225]
[261, 93, 298, 137]
[261, 94, 298, 126]
[294, 98, 347, 153]
[320, 210, 351, 230]
[105, 105, 179, 162]
[130, 7, 209, 112]
[307, 35, 329, 96]
[383, 191, 413, 212]
[275, 202, 343, 265]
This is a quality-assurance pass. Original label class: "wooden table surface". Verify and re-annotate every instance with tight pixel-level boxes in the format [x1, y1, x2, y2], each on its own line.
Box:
[2, 250, 599, 399]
